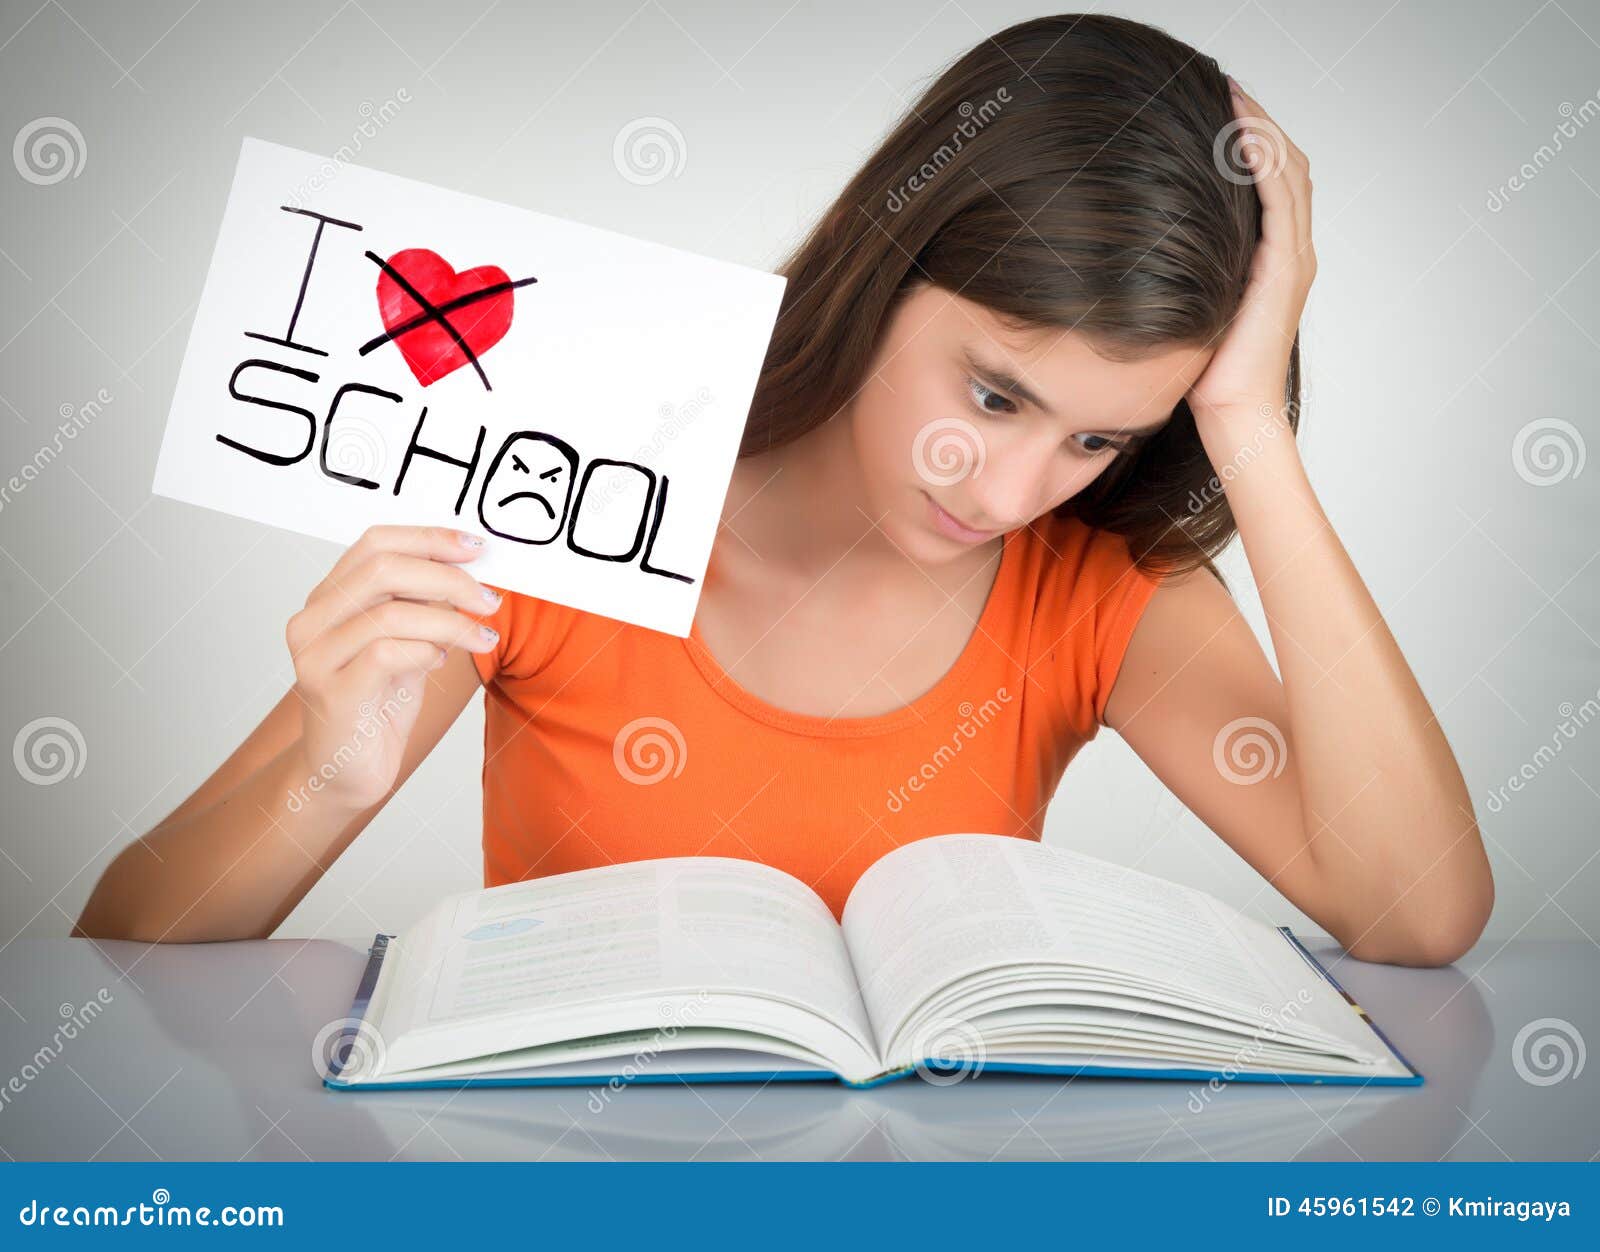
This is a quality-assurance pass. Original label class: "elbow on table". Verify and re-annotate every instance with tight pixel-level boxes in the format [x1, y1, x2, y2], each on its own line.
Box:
[1346, 926, 1477, 969]
[1344, 872, 1496, 968]
[72, 899, 159, 944]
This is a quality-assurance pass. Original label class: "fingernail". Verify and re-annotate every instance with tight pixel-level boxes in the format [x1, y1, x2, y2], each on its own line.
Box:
[479, 626, 499, 643]
[459, 532, 485, 549]
[481, 585, 502, 607]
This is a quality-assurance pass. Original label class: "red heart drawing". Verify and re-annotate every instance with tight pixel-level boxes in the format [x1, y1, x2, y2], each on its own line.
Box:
[374, 248, 516, 387]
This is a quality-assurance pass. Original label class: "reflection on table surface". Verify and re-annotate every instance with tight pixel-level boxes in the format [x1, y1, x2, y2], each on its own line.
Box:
[2, 931, 1589, 1161]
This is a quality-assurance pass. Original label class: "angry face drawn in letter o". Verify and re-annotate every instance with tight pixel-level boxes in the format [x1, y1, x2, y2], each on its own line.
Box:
[477, 432, 579, 544]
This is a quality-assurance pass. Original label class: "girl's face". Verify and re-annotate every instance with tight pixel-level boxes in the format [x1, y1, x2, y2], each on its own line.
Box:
[848, 283, 1215, 562]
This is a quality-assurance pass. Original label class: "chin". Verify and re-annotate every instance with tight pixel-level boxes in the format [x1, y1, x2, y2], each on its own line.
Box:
[907, 529, 967, 566]
[863, 486, 934, 561]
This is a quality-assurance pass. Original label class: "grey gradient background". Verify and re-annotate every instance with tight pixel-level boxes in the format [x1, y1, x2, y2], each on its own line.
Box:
[0, 0, 1595, 956]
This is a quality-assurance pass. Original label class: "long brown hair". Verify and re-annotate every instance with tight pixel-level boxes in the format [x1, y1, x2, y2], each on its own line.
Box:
[739, 12, 1301, 579]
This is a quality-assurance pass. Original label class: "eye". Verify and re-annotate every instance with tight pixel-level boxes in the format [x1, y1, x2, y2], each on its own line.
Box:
[965, 375, 1017, 416]
[1070, 433, 1125, 456]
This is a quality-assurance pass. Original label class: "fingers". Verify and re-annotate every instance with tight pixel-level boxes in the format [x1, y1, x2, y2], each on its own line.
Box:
[287, 523, 508, 689]
[1228, 79, 1314, 275]
[343, 638, 457, 693]
[309, 549, 500, 620]
[324, 524, 486, 589]
[307, 599, 498, 675]
[1229, 83, 1294, 229]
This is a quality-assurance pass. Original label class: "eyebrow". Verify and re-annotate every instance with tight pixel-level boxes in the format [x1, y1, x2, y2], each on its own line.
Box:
[962, 344, 1172, 438]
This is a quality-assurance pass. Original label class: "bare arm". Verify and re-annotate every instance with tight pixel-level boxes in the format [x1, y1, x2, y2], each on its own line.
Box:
[72, 654, 482, 943]
[1104, 564, 1491, 968]
[1100, 81, 1492, 968]
[74, 525, 499, 943]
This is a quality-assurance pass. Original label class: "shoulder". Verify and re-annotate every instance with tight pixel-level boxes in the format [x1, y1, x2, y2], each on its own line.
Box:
[1016, 510, 1163, 633]
[1015, 512, 1175, 732]
[471, 584, 584, 685]
[1100, 555, 1246, 731]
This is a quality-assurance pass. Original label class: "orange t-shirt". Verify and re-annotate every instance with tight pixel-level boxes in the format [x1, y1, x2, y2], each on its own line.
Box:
[471, 511, 1161, 919]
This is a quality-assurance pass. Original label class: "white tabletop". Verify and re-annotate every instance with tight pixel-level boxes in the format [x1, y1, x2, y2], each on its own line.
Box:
[0, 935, 1592, 1161]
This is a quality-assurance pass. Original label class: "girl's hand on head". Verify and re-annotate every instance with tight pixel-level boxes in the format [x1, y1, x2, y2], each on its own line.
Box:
[283, 524, 503, 814]
[1186, 78, 1316, 439]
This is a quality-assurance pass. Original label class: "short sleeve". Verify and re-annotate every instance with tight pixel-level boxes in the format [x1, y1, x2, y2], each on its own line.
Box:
[1090, 547, 1163, 726]
[1028, 516, 1163, 739]
[470, 585, 565, 685]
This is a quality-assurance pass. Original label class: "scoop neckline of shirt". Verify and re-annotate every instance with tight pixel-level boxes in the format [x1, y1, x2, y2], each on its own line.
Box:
[680, 527, 1018, 739]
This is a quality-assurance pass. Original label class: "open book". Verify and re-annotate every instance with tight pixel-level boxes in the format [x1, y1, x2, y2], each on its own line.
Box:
[322, 834, 1421, 1091]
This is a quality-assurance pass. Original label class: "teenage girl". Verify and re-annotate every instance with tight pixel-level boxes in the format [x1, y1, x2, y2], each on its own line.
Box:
[77, 14, 1493, 964]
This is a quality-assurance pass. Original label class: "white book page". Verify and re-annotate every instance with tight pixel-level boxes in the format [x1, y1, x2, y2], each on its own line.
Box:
[377, 1030, 837, 1085]
[374, 856, 878, 1073]
[841, 834, 1380, 1065]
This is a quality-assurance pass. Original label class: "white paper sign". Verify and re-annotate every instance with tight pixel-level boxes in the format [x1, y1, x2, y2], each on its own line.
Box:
[153, 137, 785, 637]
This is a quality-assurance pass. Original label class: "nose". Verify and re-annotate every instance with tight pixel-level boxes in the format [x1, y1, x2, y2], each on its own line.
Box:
[958, 435, 1062, 531]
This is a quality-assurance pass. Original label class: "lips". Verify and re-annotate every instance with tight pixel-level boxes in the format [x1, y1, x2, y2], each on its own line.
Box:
[924, 490, 997, 541]
[941, 505, 990, 534]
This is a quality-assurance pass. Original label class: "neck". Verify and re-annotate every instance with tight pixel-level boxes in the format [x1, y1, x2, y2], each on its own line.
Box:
[722, 412, 912, 581]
